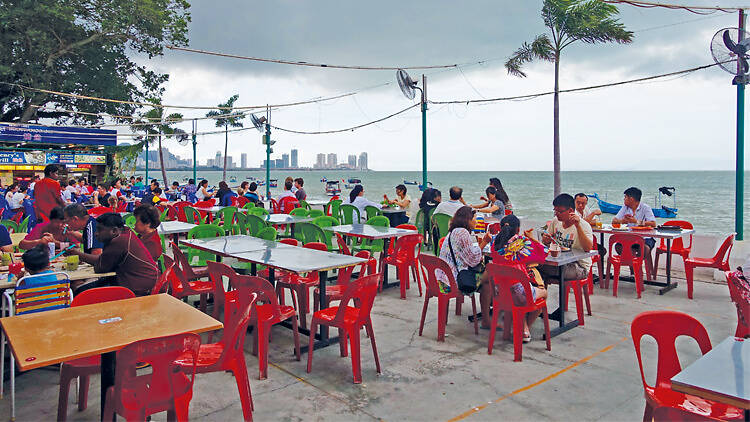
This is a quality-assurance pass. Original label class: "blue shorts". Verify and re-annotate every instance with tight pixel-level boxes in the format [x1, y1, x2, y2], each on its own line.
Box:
[510, 282, 537, 306]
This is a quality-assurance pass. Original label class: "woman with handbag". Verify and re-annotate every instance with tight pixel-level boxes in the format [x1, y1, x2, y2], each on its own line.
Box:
[437, 206, 493, 328]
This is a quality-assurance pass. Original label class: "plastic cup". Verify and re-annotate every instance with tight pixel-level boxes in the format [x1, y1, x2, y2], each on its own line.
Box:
[66, 255, 79, 271]
[0, 252, 10, 266]
[550, 244, 561, 257]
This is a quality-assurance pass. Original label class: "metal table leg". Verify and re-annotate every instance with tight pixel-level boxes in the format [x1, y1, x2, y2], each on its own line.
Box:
[100, 351, 116, 421]
[659, 238, 678, 294]
[298, 270, 340, 353]
[547, 265, 580, 338]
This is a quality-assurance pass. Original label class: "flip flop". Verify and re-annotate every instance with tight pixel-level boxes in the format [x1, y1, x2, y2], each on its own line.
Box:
[522, 332, 531, 343]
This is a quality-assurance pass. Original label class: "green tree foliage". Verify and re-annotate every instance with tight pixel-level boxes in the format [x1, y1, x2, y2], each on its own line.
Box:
[135, 102, 183, 187]
[206, 95, 244, 181]
[0, 0, 191, 124]
[505, 0, 632, 196]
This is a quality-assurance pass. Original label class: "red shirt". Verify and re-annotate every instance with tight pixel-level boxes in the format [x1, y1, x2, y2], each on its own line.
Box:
[138, 230, 162, 261]
[33, 177, 64, 219]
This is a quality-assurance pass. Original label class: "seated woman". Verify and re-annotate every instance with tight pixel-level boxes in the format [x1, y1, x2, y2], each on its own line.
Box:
[347, 185, 383, 223]
[437, 206, 493, 327]
[489, 177, 513, 212]
[491, 214, 548, 343]
[133, 204, 162, 261]
[237, 181, 249, 197]
[216, 181, 236, 206]
[195, 179, 213, 202]
[19, 206, 77, 251]
[383, 184, 413, 225]
[183, 179, 197, 202]
[244, 181, 262, 204]
[472, 186, 506, 218]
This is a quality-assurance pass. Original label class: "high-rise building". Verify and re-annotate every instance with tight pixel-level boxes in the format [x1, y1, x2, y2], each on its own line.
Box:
[241, 153, 247, 169]
[358, 152, 368, 170]
[215, 151, 222, 168]
[275, 158, 284, 168]
[206, 158, 214, 167]
[327, 153, 337, 169]
[226, 156, 234, 169]
[291, 149, 298, 168]
[315, 153, 326, 169]
[348, 154, 357, 168]
[281, 153, 290, 169]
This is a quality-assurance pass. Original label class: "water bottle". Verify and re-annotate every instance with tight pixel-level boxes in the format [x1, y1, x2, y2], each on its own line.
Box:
[48, 242, 55, 260]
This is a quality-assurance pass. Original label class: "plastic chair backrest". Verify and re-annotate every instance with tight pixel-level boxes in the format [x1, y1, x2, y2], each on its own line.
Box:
[236, 196, 250, 208]
[247, 207, 269, 217]
[487, 223, 500, 235]
[269, 198, 280, 214]
[123, 214, 136, 229]
[713, 233, 735, 268]
[329, 273, 380, 326]
[193, 200, 215, 220]
[242, 202, 255, 211]
[187, 225, 224, 267]
[116, 200, 127, 213]
[337, 251, 372, 285]
[326, 199, 342, 220]
[183, 206, 203, 225]
[364, 205, 382, 221]
[312, 215, 338, 247]
[608, 233, 646, 264]
[17, 216, 29, 233]
[0, 220, 18, 234]
[280, 238, 299, 246]
[630, 310, 712, 391]
[188, 224, 225, 239]
[232, 212, 248, 235]
[308, 209, 324, 218]
[244, 214, 267, 236]
[393, 233, 423, 260]
[432, 214, 451, 240]
[304, 242, 328, 252]
[297, 222, 325, 245]
[340, 204, 361, 225]
[279, 197, 300, 214]
[418, 253, 458, 296]
[72, 286, 135, 306]
[152, 261, 175, 294]
[658, 220, 693, 251]
[725, 271, 750, 337]
[289, 208, 308, 217]
[335, 232, 352, 255]
[172, 201, 192, 222]
[255, 226, 277, 240]
[366, 216, 389, 227]
[113, 333, 201, 413]
[88, 206, 114, 218]
[486, 262, 536, 308]
[299, 200, 310, 210]
[13, 272, 72, 315]
[215, 206, 238, 226]
[242, 275, 283, 321]
[396, 224, 418, 231]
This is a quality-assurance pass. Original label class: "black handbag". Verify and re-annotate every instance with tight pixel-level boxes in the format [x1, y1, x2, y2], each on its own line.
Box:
[447, 231, 483, 295]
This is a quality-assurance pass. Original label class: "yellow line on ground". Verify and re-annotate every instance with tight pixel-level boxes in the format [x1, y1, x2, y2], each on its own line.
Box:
[664, 306, 731, 321]
[445, 337, 629, 422]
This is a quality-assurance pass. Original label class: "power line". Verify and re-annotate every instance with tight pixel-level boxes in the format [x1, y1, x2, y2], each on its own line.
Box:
[602, 0, 743, 14]
[270, 104, 419, 135]
[166, 45, 459, 71]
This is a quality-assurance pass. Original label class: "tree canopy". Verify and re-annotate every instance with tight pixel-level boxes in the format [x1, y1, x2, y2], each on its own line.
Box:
[0, 0, 191, 124]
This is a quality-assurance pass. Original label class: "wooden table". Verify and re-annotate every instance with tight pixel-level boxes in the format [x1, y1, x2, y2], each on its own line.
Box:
[0, 294, 222, 420]
[593, 225, 694, 294]
[671, 336, 750, 419]
[324, 224, 417, 288]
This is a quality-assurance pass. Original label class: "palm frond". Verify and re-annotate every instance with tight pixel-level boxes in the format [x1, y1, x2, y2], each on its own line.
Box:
[505, 34, 554, 77]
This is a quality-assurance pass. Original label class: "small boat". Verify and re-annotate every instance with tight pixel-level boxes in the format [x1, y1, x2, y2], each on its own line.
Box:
[229, 176, 237, 183]
[344, 184, 354, 189]
[326, 180, 341, 196]
[418, 182, 433, 190]
[269, 179, 278, 188]
[347, 178, 361, 184]
[403, 180, 418, 185]
[590, 188, 678, 218]
[320, 177, 328, 182]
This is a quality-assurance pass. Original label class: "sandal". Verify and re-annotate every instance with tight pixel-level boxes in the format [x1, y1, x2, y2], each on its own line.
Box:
[522, 332, 531, 343]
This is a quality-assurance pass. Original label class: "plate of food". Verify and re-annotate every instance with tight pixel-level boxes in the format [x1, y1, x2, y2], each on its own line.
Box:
[611, 226, 630, 231]
[630, 226, 653, 231]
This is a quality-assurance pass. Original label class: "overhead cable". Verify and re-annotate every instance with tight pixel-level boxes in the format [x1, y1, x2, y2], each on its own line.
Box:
[602, 0, 743, 14]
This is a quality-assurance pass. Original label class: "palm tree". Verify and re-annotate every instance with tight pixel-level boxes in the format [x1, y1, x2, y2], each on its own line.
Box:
[505, 0, 632, 197]
[206, 95, 244, 181]
[137, 101, 183, 188]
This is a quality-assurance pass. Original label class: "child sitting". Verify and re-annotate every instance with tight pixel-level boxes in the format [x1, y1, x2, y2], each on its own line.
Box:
[20, 245, 58, 285]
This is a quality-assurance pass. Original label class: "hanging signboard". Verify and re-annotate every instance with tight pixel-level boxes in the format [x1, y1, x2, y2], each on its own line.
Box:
[0, 123, 116, 146]
[0, 151, 106, 165]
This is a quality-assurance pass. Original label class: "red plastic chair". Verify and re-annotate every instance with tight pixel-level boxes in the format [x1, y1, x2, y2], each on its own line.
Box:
[269, 198, 281, 214]
[563, 267, 593, 326]
[487, 222, 500, 235]
[103, 333, 201, 422]
[385, 224, 418, 255]
[154, 242, 214, 311]
[194, 200, 215, 222]
[606, 233, 647, 298]
[631, 310, 744, 421]
[307, 273, 382, 384]
[57, 287, 135, 422]
[417, 254, 478, 341]
[684, 233, 735, 299]
[274, 242, 328, 329]
[486, 263, 551, 361]
[173, 201, 192, 222]
[313, 251, 375, 312]
[236, 196, 250, 208]
[653, 220, 693, 280]
[176, 270, 260, 422]
[335, 232, 352, 255]
[725, 271, 750, 338]
[171, 240, 209, 279]
[10, 211, 23, 224]
[591, 235, 603, 294]
[115, 200, 127, 213]
[279, 196, 300, 214]
[383, 233, 423, 299]
[229, 196, 239, 207]
[258, 238, 298, 282]
[247, 274, 301, 380]
[88, 206, 114, 218]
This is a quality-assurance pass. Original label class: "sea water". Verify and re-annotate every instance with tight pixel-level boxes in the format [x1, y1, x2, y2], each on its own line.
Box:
[150, 170, 748, 236]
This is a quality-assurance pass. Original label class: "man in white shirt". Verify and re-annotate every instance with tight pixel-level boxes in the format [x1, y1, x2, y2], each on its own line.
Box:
[434, 186, 466, 217]
[574, 193, 601, 224]
[540, 193, 594, 282]
[277, 179, 296, 201]
[612, 186, 657, 274]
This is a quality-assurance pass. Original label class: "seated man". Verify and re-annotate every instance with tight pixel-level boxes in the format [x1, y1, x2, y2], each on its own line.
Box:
[539, 194, 594, 282]
[19, 207, 77, 251]
[67, 213, 159, 296]
[277, 179, 296, 201]
[611, 186, 656, 274]
[133, 204, 162, 261]
[91, 184, 111, 207]
[434, 186, 466, 217]
[574, 193, 602, 225]
[63, 203, 104, 255]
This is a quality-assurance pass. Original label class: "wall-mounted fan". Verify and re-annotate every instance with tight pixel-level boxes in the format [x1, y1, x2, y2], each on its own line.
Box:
[711, 27, 750, 84]
[173, 128, 189, 146]
[250, 114, 267, 132]
[397, 69, 419, 100]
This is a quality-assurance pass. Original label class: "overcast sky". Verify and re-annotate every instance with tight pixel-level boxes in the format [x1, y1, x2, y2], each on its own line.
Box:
[125, 0, 746, 171]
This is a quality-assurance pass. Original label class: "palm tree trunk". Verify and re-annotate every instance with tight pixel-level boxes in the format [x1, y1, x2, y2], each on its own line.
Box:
[553, 55, 561, 198]
[158, 133, 168, 188]
[223, 125, 228, 181]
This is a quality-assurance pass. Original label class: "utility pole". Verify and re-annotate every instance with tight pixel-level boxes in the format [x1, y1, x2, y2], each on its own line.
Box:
[737, 9, 746, 240]
[265, 105, 272, 200]
[192, 119, 197, 183]
[421, 74, 428, 192]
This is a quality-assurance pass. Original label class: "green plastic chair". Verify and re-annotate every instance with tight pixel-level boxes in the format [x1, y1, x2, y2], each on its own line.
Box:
[247, 207, 269, 217]
[289, 208, 308, 217]
[353, 216, 390, 254]
[244, 214, 267, 236]
[311, 216, 339, 251]
[364, 205, 382, 221]
[325, 199, 342, 222]
[124, 213, 136, 229]
[242, 202, 255, 210]
[296, 222, 327, 245]
[186, 224, 225, 267]
[415, 208, 435, 247]
[159, 207, 170, 222]
[431, 213, 452, 254]
[233, 212, 248, 235]
[17, 216, 30, 233]
[214, 206, 238, 227]
[340, 204, 361, 225]
[255, 226, 277, 241]
[299, 200, 311, 211]
[0, 220, 18, 234]
[308, 209, 324, 218]
[184, 206, 205, 225]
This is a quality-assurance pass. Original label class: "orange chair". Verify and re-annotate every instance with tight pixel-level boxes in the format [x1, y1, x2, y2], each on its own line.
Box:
[606, 233, 647, 298]
[417, 254, 478, 341]
[725, 271, 750, 338]
[57, 287, 135, 422]
[307, 273, 381, 384]
[274, 242, 327, 329]
[683, 233, 735, 299]
[382, 233, 423, 299]
[103, 333, 201, 422]
[313, 250, 375, 312]
[486, 263, 550, 361]
[176, 271, 259, 422]
[631, 310, 744, 421]
[653, 220, 693, 279]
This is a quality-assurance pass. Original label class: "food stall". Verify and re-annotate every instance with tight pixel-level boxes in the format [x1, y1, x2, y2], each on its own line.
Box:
[0, 123, 116, 187]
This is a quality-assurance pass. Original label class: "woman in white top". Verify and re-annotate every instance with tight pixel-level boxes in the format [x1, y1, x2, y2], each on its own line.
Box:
[347, 185, 382, 223]
[195, 179, 214, 202]
[383, 184, 414, 225]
